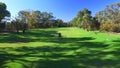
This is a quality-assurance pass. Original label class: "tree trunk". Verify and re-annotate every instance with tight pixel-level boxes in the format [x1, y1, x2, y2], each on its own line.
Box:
[23, 29, 25, 33]
[58, 33, 62, 37]
[16, 29, 19, 33]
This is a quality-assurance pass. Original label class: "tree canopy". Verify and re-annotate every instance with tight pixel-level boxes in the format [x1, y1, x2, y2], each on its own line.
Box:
[71, 8, 99, 30]
[0, 2, 10, 22]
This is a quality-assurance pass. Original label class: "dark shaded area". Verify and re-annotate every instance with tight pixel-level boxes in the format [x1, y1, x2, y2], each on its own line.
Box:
[112, 39, 120, 42]
[0, 29, 95, 44]
[0, 29, 58, 43]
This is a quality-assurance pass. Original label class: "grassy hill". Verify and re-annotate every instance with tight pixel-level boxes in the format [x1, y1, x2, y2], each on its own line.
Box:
[0, 27, 120, 68]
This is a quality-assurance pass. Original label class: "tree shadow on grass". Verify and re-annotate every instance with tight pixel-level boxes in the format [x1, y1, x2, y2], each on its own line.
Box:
[0, 29, 96, 44]
[24, 30, 58, 38]
[0, 40, 120, 68]
[0, 29, 58, 43]
[0, 29, 120, 68]
[28, 37, 95, 44]
[112, 39, 120, 42]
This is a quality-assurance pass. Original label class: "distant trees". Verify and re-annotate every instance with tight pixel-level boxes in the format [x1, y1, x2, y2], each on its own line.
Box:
[15, 11, 29, 33]
[54, 19, 63, 27]
[96, 2, 120, 24]
[71, 2, 120, 33]
[96, 2, 120, 32]
[0, 2, 10, 32]
[6, 10, 69, 33]
[4, 2, 120, 33]
[37, 12, 54, 28]
[71, 8, 100, 31]
[11, 18, 22, 33]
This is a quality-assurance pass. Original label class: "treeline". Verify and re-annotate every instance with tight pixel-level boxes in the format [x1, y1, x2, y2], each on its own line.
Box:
[0, 2, 120, 33]
[10, 10, 69, 33]
[0, 2, 69, 33]
[71, 8, 100, 31]
[71, 2, 120, 32]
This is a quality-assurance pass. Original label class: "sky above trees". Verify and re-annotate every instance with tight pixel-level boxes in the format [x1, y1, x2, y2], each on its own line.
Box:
[1, 0, 120, 22]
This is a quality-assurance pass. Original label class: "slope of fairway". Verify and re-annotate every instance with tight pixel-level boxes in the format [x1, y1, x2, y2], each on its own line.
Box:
[0, 27, 120, 68]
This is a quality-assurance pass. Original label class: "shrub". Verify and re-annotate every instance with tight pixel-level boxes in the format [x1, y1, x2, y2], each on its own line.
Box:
[100, 23, 120, 33]
[112, 24, 120, 33]
[100, 23, 114, 32]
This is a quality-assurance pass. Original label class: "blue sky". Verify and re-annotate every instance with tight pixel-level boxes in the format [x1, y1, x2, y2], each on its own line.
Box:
[1, 0, 120, 22]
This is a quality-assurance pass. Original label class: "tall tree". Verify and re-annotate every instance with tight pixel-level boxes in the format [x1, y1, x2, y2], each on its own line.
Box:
[0, 2, 10, 32]
[0, 2, 10, 22]
[95, 2, 120, 32]
[82, 8, 92, 30]
[11, 17, 22, 33]
[33, 10, 42, 23]
[40, 12, 54, 28]
[54, 19, 64, 27]
[71, 8, 95, 30]
[17, 11, 28, 33]
[96, 2, 120, 24]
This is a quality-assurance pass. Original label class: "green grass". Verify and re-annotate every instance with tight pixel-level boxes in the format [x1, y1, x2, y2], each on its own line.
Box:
[0, 27, 120, 68]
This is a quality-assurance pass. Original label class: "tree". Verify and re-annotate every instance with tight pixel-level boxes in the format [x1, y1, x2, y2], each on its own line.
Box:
[0, 2, 10, 32]
[33, 11, 42, 23]
[17, 11, 28, 33]
[0, 2, 10, 22]
[0, 22, 5, 32]
[40, 12, 54, 28]
[11, 18, 22, 33]
[54, 19, 64, 27]
[95, 2, 120, 32]
[28, 11, 54, 28]
[82, 8, 92, 30]
[91, 17, 100, 30]
[71, 8, 95, 30]
[71, 17, 78, 27]
[96, 2, 120, 24]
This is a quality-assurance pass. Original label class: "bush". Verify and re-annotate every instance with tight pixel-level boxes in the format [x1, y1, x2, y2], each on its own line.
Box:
[112, 24, 120, 33]
[100, 23, 120, 33]
[100, 23, 113, 32]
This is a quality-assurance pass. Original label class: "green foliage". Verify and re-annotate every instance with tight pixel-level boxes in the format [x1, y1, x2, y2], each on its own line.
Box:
[96, 2, 120, 32]
[16, 10, 68, 29]
[0, 2, 10, 22]
[70, 2, 120, 32]
[0, 2, 10, 32]
[71, 8, 99, 31]
[100, 23, 120, 32]
[100, 23, 114, 32]
[112, 24, 120, 32]
[54, 19, 64, 27]
[96, 2, 120, 23]
[91, 17, 100, 30]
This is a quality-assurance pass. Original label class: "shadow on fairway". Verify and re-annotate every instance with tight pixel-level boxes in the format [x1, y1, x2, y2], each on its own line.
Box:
[0, 29, 95, 44]
[1, 40, 120, 68]
[0, 29, 58, 43]
[1, 29, 120, 68]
